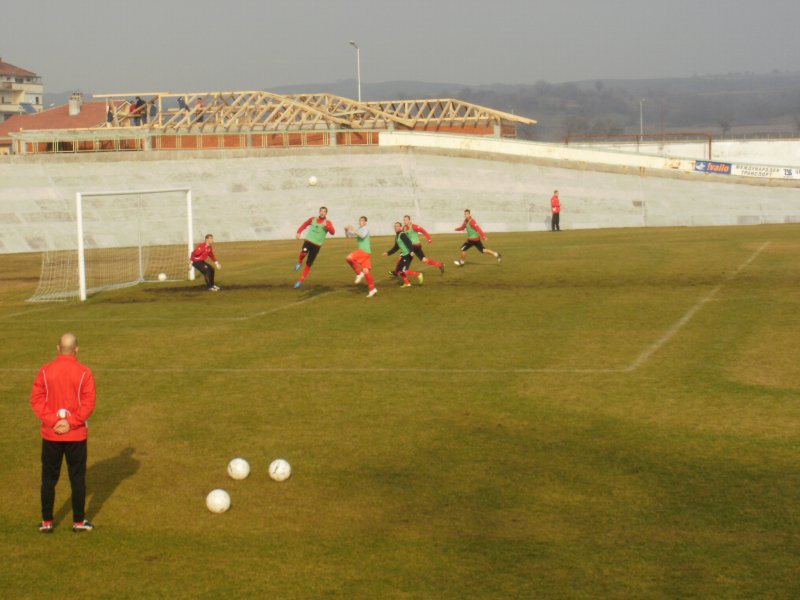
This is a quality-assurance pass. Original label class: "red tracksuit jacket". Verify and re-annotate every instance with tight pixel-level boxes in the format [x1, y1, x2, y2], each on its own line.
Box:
[31, 355, 96, 442]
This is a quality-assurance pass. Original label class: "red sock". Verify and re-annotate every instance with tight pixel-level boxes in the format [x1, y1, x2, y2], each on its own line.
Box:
[400, 273, 410, 284]
[365, 272, 375, 290]
[406, 270, 420, 277]
[425, 258, 443, 268]
[299, 264, 311, 282]
[297, 251, 307, 263]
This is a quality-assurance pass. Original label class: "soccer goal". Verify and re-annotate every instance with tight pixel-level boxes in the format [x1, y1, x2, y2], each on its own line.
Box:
[28, 187, 195, 302]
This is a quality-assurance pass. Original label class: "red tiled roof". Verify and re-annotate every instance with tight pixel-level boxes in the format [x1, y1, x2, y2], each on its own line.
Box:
[0, 58, 38, 77]
[0, 101, 117, 144]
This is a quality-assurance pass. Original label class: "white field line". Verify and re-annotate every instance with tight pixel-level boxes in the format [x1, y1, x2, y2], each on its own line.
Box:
[0, 244, 768, 375]
[625, 241, 770, 371]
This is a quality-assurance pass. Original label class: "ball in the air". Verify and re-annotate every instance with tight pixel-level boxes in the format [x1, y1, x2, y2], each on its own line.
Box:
[269, 459, 292, 482]
[308, 175, 318, 187]
[206, 489, 231, 513]
[227, 457, 250, 480]
[158, 273, 168, 281]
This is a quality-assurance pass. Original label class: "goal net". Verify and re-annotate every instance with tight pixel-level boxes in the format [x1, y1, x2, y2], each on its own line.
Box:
[28, 188, 194, 302]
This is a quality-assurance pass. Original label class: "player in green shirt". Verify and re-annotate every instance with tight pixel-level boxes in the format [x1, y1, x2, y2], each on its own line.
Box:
[454, 209, 502, 266]
[384, 222, 424, 287]
[294, 207, 335, 288]
[345, 216, 378, 298]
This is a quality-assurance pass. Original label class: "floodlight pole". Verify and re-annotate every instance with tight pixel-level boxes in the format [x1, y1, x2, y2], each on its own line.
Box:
[349, 40, 362, 102]
[639, 98, 646, 143]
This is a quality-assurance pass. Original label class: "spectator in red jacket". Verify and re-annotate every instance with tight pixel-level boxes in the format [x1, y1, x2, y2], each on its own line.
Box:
[31, 333, 96, 533]
[550, 190, 561, 231]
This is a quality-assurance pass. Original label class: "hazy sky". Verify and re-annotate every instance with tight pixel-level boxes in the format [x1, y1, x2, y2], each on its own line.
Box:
[4, 0, 799, 95]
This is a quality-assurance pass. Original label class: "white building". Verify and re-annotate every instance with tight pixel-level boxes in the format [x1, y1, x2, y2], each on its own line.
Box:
[0, 57, 43, 122]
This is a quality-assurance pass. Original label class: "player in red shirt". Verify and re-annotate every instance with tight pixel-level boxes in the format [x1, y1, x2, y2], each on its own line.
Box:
[402, 215, 445, 274]
[294, 206, 335, 288]
[454, 209, 502, 266]
[190, 234, 221, 291]
[31, 333, 96, 533]
[550, 190, 561, 231]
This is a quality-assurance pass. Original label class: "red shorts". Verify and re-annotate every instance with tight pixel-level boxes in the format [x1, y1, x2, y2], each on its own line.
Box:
[347, 249, 372, 271]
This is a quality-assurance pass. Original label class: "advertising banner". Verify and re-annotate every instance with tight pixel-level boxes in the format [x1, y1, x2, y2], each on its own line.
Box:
[731, 164, 799, 179]
[694, 161, 732, 174]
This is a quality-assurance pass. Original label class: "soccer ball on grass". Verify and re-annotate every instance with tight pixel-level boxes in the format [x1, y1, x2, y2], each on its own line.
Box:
[269, 459, 292, 482]
[227, 457, 250, 480]
[206, 489, 231, 513]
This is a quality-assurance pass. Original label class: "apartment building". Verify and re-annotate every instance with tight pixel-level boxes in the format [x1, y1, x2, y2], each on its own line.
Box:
[0, 57, 43, 122]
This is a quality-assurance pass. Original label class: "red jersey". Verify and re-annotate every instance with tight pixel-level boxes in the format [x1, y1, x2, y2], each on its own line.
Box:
[31, 355, 96, 442]
[551, 195, 561, 214]
[191, 242, 217, 262]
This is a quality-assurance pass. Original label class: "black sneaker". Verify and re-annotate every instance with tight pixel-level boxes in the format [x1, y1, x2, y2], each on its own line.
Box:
[496, 252, 503, 264]
[72, 520, 94, 532]
[39, 520, 54, 533]
[439, 265, 445, 274]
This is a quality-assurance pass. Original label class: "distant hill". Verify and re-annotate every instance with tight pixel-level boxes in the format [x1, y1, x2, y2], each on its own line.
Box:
[46, 71, 800, 141]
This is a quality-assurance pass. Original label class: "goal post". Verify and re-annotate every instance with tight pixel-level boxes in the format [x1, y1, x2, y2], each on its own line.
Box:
[29, 187, 195, 302]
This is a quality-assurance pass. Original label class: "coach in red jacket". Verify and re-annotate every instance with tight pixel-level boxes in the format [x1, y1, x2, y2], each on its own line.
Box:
[31, 333, 96, 533]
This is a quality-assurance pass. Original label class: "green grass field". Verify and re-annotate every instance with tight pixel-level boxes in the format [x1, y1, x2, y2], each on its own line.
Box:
[1, 225, 799, 599]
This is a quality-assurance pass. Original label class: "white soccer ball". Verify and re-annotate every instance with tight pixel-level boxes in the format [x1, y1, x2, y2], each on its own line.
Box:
[269, 458, 292, 482]
[158, 272, 168, 281]
[206, 488, 231, 513]
[453, 260, 462, 266]
[308, 175, 318, 187]
[227, 457, 250, 480]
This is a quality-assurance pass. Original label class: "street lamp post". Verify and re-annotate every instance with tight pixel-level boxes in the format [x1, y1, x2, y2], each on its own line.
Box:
[349, 40, 361, 102]
[639, 98, 646, 141]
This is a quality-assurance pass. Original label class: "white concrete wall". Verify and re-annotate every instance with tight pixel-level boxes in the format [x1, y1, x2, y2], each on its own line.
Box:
[573, 139, 800, 167]
[1, 140, 798, 254]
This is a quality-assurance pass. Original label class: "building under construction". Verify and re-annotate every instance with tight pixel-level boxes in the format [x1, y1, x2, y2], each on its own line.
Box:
[4, 90, 536, 154]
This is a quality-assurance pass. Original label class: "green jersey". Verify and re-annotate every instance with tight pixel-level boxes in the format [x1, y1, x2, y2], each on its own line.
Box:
[404, 224, 421, 245]
[352, 225, 371, 254]
[464, 219, 481, 240]
[305, 218, 330, 245]
[395, 231, 412, 256]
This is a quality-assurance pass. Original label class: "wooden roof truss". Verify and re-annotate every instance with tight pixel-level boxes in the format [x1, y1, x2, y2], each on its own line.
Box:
[94, 91, 536, 132]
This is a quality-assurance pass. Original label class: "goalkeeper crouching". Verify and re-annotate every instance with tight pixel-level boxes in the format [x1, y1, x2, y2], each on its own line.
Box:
[190, 233, 221, 291]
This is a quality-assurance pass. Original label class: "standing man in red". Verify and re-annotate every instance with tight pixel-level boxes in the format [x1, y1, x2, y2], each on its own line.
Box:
[453, 209, 502, 266]
[294, 206, 335, 288]
[550, 190, 561, 231]
[31, 333, 96, 533]
[402, 214, 445, 274]
[190, 233, 221, 291]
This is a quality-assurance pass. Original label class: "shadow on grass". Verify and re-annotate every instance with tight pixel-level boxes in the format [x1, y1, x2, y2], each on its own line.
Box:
[54, 446, 140, 524]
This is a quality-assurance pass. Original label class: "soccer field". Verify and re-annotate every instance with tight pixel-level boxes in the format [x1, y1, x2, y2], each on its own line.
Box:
[1, 226, 799, 599]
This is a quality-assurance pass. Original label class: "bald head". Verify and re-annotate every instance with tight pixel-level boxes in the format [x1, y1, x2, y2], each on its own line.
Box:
[58, 333, 78, 355]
